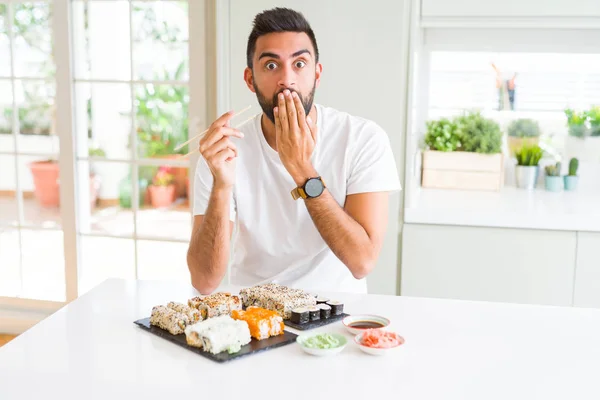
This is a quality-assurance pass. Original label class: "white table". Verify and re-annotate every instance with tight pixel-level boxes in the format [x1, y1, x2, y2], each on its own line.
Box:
[1, 279, 599, 400]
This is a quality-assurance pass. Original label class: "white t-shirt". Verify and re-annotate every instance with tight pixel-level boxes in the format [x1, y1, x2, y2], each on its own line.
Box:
[193, 104, 401, 294]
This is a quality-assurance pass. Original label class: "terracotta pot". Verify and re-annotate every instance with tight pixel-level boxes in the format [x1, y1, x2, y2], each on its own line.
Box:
[29, 161, 101, 209]
[29, 161, 60, 207]
[156, 155, 188, 198]
[149, 184, 176, 208]
[186, 177, 191, 201]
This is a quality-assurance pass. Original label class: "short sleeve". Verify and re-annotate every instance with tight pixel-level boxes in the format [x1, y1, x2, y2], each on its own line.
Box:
[346, 123, 402, 195]
[192, 156, 236, 222]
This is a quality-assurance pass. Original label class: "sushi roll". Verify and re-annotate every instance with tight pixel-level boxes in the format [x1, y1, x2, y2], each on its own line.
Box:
[318, 304, 331, 319]
[316, 296, 330, 304]
[167, 301, 202, 323]
[290, 307, 310, 324]
[184, 315, 251, 354]
[326, 301, 344, 316]
[187, 292, 242, 320]
[149, 305, 189, 335]
[231, 307, 284, 340]
[308, 306, 321, 321]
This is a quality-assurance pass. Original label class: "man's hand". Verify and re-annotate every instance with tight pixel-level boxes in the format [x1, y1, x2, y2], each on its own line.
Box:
[274, 89, 318, 186]
[198, 111, 244, 189]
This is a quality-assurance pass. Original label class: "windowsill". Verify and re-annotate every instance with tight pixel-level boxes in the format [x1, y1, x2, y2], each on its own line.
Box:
[404, 186, 600, 232]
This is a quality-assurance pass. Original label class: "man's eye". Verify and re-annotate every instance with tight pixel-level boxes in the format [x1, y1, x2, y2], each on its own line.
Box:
[295, 61, 306, 68]
[266, 62, 277, 70]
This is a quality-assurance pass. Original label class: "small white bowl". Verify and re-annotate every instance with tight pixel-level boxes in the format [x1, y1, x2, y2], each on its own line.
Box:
[354, 331, 405, 356]
[342, 314, 390, 336]
[296, 332, 348, 357]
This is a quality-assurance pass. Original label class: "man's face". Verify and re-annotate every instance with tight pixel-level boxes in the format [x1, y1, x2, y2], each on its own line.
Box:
[245, 31, 322, 123]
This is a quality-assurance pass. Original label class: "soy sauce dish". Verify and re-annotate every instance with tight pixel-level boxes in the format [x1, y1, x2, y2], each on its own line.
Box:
[342, 314, 390, 335]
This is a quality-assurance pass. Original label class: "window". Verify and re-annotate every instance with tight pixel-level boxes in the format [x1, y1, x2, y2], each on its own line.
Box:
[0, 0, 204, 305]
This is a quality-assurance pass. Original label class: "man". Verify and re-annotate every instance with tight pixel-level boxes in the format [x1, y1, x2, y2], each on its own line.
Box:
[187, 7, 400, 295]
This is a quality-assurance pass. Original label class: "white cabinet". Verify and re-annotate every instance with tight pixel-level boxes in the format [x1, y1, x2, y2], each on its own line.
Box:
[573, 232, 600, 308]
[421, 0, 600, 18]
[401, 224, 577, 306]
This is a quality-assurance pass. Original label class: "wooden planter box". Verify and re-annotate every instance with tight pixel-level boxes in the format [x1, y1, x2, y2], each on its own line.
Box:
[421, 150, 504, 191]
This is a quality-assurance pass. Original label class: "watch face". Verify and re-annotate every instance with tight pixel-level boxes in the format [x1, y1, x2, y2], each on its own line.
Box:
[304, 178, 324, 197]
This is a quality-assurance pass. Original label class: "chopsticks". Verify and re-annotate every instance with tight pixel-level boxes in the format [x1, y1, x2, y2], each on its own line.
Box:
[175, 105, 252, 155]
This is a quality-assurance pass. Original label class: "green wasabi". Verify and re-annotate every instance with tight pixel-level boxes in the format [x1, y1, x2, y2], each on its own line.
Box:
[302, 333, 343, 349]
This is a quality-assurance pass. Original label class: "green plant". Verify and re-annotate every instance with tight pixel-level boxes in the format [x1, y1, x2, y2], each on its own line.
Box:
[131, 61, 189, 158]
[507, 119, 541, 138]
[568, 158, 579, 176]
[515, 145, 543, 166]
[152, 168, 174, 186]
[88, 147, 106, 157]
[424, 118, 461, 152]
[565, 108, 588, 138]
[455, 111, 502, 154]
[585, 106, 600, 137]
[545, 162, 562, 177]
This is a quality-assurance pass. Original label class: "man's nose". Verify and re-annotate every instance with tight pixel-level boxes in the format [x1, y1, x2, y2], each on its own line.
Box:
[277, 65, 296, 89]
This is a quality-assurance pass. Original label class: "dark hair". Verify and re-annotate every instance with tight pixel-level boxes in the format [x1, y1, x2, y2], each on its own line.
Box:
[246, 7, 319, 69]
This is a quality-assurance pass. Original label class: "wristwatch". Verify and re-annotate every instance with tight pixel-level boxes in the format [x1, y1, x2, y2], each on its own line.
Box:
[291, 177, 327, 200]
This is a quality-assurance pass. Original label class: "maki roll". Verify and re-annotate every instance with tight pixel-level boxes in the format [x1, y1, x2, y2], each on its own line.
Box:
[308, 306, 321, 321]
[290, 307, 310, 324]
[316, 296, 330, 304]
[326, 301, 344, 316]
[318, 304, 331, 319]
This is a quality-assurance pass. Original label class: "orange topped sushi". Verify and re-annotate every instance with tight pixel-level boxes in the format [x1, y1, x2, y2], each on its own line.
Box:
[231, 306, 284, 340]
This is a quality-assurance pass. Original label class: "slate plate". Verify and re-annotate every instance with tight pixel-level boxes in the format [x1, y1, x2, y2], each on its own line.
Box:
[284, 313, 350, 331]
[134, 317, 298, 363]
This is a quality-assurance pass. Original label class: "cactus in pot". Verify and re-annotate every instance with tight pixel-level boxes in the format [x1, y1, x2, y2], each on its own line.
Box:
[564, 157, 579, 191]
[544, 161, 562, 192]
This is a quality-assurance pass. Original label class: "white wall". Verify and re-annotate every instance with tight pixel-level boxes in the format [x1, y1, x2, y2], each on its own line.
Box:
[225, 0, 410, 294]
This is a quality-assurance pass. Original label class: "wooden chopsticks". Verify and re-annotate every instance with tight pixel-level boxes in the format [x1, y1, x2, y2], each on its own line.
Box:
[175, 105, 253, 157]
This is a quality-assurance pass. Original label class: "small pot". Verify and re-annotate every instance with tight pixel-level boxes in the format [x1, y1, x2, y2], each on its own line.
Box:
[515, 165, 539, 190]
[564, 175, 579, 191]
[545, 175, 562, 192]
[149, 184, 176, 208]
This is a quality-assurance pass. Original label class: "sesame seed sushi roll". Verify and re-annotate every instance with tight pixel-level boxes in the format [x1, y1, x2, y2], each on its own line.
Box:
[149, 305, 189, 335]
[290, 307, 310, 324]
[318, 303, 332, 319]
[308, 306, 321, 321]
[326, 301, 344, 316]
[167, 301, 202, 323]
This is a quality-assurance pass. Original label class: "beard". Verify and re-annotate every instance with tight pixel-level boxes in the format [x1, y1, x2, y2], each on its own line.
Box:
[253, 78, 316, 124]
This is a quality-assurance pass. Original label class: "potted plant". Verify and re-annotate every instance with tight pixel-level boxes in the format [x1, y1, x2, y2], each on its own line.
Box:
[423, 117, 461, 152]
[544, 161, 562, 192]
[29, 158, 60, 207]
[421, 111, 504, 191]
[564, 107, 600, 162]
[586, 106, 600, 137]
[149, 167, 176, 208]
[506, 118, 541, 156]
[565, 108, 588, 138]
[515, 144, 543, 190]
[564, 158, 579, 191]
